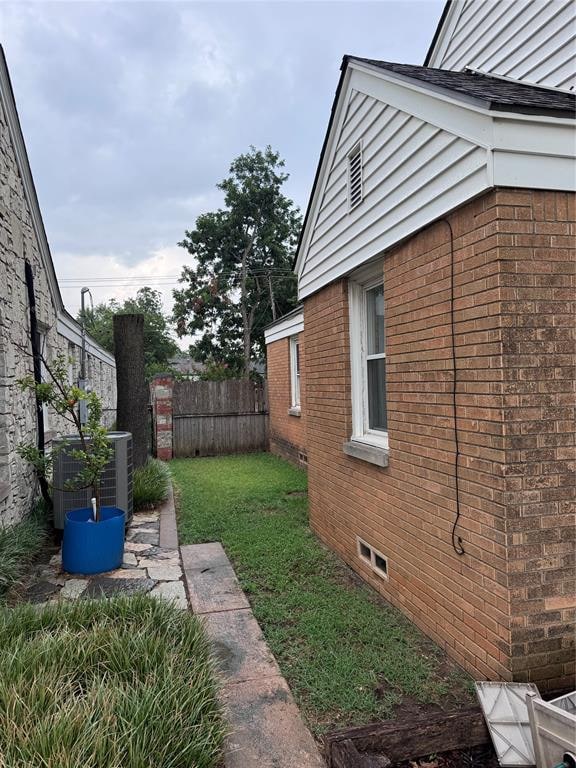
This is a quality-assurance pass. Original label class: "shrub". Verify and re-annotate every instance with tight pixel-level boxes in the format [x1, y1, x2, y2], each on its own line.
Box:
[0, 595, 224, 767]
[0, 503, 48, 599]
[133, 458, 171, 511]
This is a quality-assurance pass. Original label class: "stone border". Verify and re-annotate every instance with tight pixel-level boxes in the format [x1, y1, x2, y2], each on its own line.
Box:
[181, 542, 325, 768]
[159, 482, 178, 549]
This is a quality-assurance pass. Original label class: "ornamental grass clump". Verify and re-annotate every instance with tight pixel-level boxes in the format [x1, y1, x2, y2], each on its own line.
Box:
[0, 504, 47, 600]
[0, 595, 225, 768]
[133, 458, 171, 511]
[18, 354, 112, 520]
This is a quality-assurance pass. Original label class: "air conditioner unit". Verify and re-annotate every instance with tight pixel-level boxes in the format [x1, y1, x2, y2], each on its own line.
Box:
[52, 431, 133, 530]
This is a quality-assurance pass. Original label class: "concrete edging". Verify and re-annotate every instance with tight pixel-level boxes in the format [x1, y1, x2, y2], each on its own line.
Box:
[181, 541, 325, 768]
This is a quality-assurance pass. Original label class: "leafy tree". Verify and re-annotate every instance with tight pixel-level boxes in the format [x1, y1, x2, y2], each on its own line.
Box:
[78, 287, 179, 379]
[173, 146, 301, 378]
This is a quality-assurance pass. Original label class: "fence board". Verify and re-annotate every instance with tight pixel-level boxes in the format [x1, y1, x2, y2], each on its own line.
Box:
[173, 380, 268, 457]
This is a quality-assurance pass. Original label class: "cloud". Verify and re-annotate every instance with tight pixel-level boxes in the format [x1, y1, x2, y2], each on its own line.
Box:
[2, 0, 444, 339]
[56, 244, 195, 349]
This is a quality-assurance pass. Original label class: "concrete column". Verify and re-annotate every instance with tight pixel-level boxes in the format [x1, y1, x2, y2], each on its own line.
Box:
[151, 374, 174, 461]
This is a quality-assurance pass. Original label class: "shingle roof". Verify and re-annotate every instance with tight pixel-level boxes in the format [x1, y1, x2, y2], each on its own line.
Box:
[348, 57, 576, 117]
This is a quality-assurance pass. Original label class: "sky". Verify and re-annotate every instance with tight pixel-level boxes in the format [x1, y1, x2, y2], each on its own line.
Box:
[1, 0, 443, 345]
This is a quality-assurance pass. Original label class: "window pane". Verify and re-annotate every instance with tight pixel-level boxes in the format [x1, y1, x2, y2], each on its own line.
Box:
[367, 358, 387, 431]
[366, 285, 385, 355]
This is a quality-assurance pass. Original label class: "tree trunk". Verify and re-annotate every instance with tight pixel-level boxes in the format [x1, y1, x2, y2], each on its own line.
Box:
[113, 314, 148, 469]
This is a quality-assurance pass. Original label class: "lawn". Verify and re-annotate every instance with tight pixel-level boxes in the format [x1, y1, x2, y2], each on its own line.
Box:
[172, 453, 474, 733]
[0, 595, 224, 768]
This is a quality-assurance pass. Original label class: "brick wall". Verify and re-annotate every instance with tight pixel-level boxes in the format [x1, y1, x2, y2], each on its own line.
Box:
[267, 336, 307, 466]
[499, 190, 575, 691]
[303, 188, 575, 689]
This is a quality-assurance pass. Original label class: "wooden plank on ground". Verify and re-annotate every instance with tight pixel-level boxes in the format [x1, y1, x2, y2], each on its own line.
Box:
[325, 708, 490, 766]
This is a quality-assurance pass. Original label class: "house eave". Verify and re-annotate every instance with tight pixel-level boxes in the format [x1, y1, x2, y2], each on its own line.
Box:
[296, 57, 576, 301]
[264, 308, 304, 345]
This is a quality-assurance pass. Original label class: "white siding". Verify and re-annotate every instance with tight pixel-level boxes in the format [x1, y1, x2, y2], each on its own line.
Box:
[264, 310, 304, 344]
[298, 82, 489, 299]
[429, 0, 575, 90]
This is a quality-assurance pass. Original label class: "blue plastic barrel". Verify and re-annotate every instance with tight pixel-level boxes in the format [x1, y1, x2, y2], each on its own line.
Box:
[62, 506, 125, 575]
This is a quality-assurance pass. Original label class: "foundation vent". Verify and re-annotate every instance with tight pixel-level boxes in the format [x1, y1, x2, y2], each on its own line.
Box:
[356, 536, 388, 579]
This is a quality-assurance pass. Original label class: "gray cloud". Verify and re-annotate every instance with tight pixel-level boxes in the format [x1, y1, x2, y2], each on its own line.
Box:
[2, 0, 443, 285]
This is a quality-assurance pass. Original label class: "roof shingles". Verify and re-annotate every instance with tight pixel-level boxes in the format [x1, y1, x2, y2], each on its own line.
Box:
[348, 57, 576, 117]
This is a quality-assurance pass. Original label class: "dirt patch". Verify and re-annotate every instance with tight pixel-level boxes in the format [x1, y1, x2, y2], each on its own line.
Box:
[394, 743, 498, 768]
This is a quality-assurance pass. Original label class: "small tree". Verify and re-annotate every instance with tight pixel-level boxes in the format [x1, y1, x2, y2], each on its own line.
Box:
[19, 354, 113, 522]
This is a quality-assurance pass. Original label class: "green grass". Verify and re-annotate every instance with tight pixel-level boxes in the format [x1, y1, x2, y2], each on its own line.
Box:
[133, 458, 171, 511]
[172, 453, 474, 733]
[0, 595, 224, 767]
[0, 504, 48, 601]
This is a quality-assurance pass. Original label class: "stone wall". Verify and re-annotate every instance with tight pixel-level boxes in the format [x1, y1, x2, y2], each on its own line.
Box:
[0, 97, 116, 527]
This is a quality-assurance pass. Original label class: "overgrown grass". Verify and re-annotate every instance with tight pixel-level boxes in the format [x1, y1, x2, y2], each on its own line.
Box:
[172, 453, 474, 733]
[133, 458, 171, 511]
[0, 504, 48, 601]
[0, 595, 224, 767]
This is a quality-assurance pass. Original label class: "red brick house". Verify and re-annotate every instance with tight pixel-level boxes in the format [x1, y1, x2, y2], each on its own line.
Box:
[264, 307, 307, 467]
[267, 3, 575, 690]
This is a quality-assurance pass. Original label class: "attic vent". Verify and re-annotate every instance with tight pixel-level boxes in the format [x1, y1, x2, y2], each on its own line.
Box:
[356, 536, 388, 579]
[348, 143, 363, 209]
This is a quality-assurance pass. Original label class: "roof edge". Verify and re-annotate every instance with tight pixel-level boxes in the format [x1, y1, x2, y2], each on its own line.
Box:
[424, 0, 453, 66]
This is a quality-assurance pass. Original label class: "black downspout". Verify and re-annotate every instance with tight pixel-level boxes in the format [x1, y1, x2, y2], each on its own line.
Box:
[24, 260, 52, 509]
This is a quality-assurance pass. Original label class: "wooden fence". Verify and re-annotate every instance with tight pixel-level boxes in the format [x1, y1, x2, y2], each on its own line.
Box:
[172, 379, 268, 458]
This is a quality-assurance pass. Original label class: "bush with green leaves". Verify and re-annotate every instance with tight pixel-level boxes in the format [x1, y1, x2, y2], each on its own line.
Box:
[0, 595, 225, 767]
[18, 354, 113, 520]
[133, 458, 171, 511]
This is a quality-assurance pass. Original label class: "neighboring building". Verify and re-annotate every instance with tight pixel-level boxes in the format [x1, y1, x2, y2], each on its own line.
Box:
[0, 48, 116, 526]
[425, 0, 575, 90]
[168, 354, 207, 378]
[264, 307, 307, 467]
[286, 1, 575, 692]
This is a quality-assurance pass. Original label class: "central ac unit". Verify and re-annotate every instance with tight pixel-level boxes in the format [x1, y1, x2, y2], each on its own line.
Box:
[52, 431, 133, 529]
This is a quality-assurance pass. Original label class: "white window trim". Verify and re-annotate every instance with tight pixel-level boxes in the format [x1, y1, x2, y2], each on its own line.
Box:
[289, 334, 301, 412]
[348, 262, 388, 451]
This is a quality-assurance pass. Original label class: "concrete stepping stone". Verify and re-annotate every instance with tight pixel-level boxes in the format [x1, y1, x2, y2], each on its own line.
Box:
[25, 580, 61, 603]
[146, 565, 182, 581]
[84, 577, 155, 598]
[223, 676, 325, 768]
[60, 579, 88, 600]
[150, 581, 187, 610]
[124, 541, 153, 553]
[138, 557, 180, 569]
[159, 485, 179, 549]
[202, 608, 281, 683]
[127, 532, 158, 545]
[181, 542, 230, 571]
[181, 543, 249, 614]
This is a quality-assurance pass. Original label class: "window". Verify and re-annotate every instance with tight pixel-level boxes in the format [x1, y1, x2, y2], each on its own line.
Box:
[348, 264, 388, 453]
[289, 334, 301, 411]
[348, 143, 363, 209]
